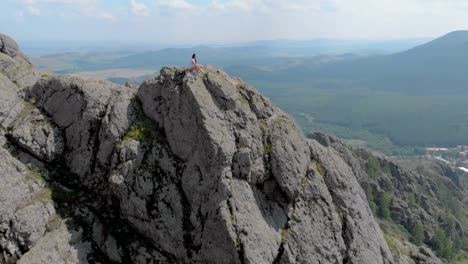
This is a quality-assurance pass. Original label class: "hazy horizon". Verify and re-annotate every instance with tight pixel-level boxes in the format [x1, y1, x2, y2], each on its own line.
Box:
[2, 0, 468, 44]
[18, 37, 432, 57]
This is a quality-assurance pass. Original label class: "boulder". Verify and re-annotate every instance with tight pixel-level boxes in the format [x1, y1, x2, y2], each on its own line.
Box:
[0, 33, 19, 58]
[17, 224, 92, 264]
[26, 76, 139, 180]
[8, 107, 64, 162]
[0, 72, 24, 130]
[0, 33, 39, 89]
[0, 146, 56, 262]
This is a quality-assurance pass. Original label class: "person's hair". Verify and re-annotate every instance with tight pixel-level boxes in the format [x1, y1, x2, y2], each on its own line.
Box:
[192, 53, 197, 63]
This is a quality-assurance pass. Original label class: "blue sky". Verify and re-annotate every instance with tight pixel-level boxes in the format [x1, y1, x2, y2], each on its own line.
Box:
[1, 0, 468, 44]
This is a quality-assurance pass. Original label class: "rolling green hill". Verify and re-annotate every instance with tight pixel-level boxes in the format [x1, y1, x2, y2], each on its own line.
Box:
[224, 31, 468, 150]
[278, 31, 468, 95]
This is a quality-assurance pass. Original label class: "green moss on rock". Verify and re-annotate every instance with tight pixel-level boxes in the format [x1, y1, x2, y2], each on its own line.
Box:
[124, 116, 160, 142]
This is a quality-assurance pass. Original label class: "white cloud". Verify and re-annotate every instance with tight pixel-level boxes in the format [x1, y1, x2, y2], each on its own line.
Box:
[8, 0, 468, 43]
[158, 0, 192, 10]
[27, 5, 41, 15]
[209, 0, 225, 11]
[226, 0, 260, 12]
[96, 12, 115, 21]
[81, 6, 117, 21]
[130, 0, 150, 16]
[207, 0, 261, 12]
[20, 0, 97, 5]
[18, 0, 116, 21]
[205, 0, 325, 15]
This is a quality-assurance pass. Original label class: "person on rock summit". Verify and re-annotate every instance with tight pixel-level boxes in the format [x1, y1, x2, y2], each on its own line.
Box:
[191, 53, 205, 74]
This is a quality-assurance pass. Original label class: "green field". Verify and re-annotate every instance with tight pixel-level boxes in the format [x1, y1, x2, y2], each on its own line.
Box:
[244, 79, 468, 154]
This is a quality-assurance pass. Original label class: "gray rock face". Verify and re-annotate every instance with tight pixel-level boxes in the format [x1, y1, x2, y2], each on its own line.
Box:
[17, 224, 91, 264]
[1, 63, 396, 263]
[0, 72, 24, 130]
[0, 33, 39, 89]
[8, 107, 64, 162]
[309, 132, 459, 264]
[0, 33, 19, 58]
[128, 66, 394, 263]
[307, 140, 394, 264]
[0, 146, 56, 262]
[387, 237, 442, 264]
[26, 76, 139, 181]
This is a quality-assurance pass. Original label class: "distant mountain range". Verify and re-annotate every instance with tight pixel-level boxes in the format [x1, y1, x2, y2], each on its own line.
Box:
[80, 30, 468, 95]
[31, 37, 427, 73]
[226, 31, 468, 147]
[30, 31, 468, 147]
[254, 30, 468, 94]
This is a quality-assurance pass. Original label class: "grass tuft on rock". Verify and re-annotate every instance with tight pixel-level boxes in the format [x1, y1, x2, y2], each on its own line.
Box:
[25, 166, 46, 185]
[264, 144, 272, 155]
[46, 215, 64, 231]
[281, 228, 289, 243]
[384, 233, 401, 253]
[366, 157, 380, 179]
[124, 116, 160, 142]
[8, 101, 35, 129]
[19, 188, 53, 209]
[316, 162, 326, 177]
[259, 121, 266, 133]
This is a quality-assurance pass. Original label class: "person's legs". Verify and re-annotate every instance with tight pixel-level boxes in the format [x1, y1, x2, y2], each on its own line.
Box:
[197, 65, 206, 73]
[190, 65, 205, 74]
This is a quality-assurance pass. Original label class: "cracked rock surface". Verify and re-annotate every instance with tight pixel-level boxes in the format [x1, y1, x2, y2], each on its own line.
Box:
[0, 33, 39, 89]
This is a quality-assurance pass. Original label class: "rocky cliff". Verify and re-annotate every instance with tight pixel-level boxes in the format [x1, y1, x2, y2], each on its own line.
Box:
[0, 33, 453, 264]
[310, 133, 467, 263]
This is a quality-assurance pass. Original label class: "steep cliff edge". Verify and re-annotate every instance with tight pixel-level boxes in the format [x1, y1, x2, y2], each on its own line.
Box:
[0, 33, 450, 264]
[311, 133, 467, 263]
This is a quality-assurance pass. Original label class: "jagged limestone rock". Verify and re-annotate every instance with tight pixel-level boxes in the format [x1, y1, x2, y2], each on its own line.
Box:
[309, 132, 459, 264]
[0, 34, 20, 58]
[0, 146, 56, 262]
[8, 107, 64, 162]
[383, 234, 442, 264]
[307, 139, 394, 263]
[17, 224, 91, 264]
[13, 65, 397, 263]
[26, 76, 139, 182]
[0, 33, 39, 89]
[0, 72, 24, 130]
[131, 66, 394, 263]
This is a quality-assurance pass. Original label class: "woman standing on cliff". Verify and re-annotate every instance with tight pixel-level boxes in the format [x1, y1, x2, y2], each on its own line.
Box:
[191, 53, 205, 74]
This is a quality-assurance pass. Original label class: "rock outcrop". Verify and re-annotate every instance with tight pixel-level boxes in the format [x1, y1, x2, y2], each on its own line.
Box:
[0, 33, 451, 264]
[0, 136, 58, 262]
[310, 132, 467, 264]
[0, 33, 39, 89]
